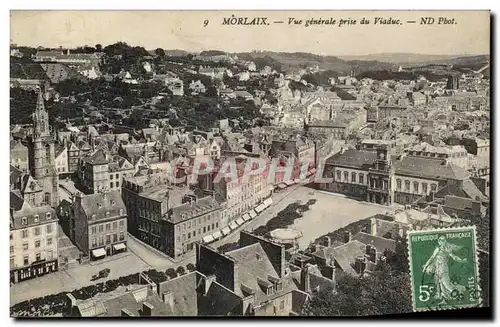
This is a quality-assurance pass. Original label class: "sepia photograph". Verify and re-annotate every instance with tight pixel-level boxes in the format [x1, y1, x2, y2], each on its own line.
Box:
[8, 9, 491, 318]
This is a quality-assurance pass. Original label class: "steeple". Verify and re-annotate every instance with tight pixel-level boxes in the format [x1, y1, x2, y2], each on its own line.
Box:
[33, 88, 50, 138]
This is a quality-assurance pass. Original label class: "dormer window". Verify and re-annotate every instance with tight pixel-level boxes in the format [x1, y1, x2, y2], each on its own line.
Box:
[46, 212, 52, 219]
[106, 212, 110, 217]
[119, 209, 124, 216]
[34, 215, 39, 223]
[91, 214, 96, 220]
[21, 217, 27, 225]
[276, 282, 283, 292]
[266, 286, 274, 296]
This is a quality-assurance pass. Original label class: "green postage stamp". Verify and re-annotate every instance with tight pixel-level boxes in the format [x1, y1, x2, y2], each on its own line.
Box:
[407, 226, 482, 311]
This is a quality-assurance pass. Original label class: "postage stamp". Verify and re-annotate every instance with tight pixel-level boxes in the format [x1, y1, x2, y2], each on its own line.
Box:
[407, 226, 482, 311]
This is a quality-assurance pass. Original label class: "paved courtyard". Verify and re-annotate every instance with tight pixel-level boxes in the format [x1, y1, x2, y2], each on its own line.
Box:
[215, 186, 395, 250]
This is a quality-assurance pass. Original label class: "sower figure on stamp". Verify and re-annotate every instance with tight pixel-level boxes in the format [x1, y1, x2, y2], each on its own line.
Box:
[422, 236, 467, 304]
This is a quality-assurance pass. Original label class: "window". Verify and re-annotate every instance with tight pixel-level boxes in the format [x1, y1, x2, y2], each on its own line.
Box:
[47, 250, 53, 260]
[343, 171, 348, 182]
[203, 226, 206, 233]
[106, 223, 111, 231]
[22, 242, 28, 250]
[92, 237, 97, 247]
[113, 234, 117, 242]
[212, 223, 215, 230]
[216, 222, 219, 228]
[182, 234, 186, 241]
[335, 171, 341, 181]
[110, 182, 113, 188]
[99, 225, 104, 232]
[10, 257, 14, 267]
[119, 232, 124, 241]
[46, 212, 52, 219]
[44, 193, 51, 205]
[22, 230, 28, 238]
[99, 235, 104, 246]
[115, 174, 119, 179]
[10, 246, 14, 253]
[404, 180, 410, 192]
[23, 256, 29, 266]
[280, 300, 285, 310]
[106, 234, 111, 244]
[188, 221, 191, 228]
[422, 183, 428, 194]
[396, 179, 402, 190]
[193, 230, 196, 237]
[188, 232, 191, 239]
[431, 184, 437, 192]
[110, 174, 114, 180]
[119, 220, 124, 228]
[35, 240, 41, 248]
[46, 224, 52, 234]
[91, 226, 96, 234]
[34, 215, 39, 223]
[351, 172, 356, 183]
[359, 174, 364, 184]
[413, 182, 419, 193]
[116, 181, 119, 188]
[34, 227, 41, 236]
[47, 237, 52, 246]
[35, 253, 41, 261]
[10, 233, 13, 240]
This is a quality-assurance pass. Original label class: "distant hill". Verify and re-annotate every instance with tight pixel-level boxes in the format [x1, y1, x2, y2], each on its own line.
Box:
[10, 57, 47, 80]
[235, 51, 396, 74]
[339, 53, 458, 65]
[339, 53, 489, 68]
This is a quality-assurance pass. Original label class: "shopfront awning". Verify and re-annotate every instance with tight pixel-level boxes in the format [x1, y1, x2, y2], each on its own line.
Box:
[242, 213, 251, 221]
[249, 210, 257, 218]
[229, 221, 239, 230]
[235, 218, 245, 226]
[309, 168, 317, 174]
[294, 178, 301, 184]
[278, 183, 287, 189]
[202, 235, 215, 244]
[285, 180, 294, 186]
[92, 248, 106, 258]
[221, 227, 231, 235]
[113, 243, 126, 251]
[255, 204, 264, 213]
[212, 231, 223, 239]
[263, 198, 273, 207]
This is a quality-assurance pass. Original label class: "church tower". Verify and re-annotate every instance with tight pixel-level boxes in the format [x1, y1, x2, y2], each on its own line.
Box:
[29, 89, 59, 208]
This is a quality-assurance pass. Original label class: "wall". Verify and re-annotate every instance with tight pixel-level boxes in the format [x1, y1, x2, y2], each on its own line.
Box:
[239, 231, 285, 278]
[196, 244, 237, 291]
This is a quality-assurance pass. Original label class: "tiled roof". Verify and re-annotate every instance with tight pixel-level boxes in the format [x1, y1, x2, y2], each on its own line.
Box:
[78, 190, 126, 222]
[461, 179, 488, 202]
[226, 243, 297, 305]
[394, 157, 470, 181]
[351, 232, 396, 254]
[75, 285, 173, 317]
[328, 240, 366, 276]
[325, 149, 378, 169]
[169, 196, 221, 224]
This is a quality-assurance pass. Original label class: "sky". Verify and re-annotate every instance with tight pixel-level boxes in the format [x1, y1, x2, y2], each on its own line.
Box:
[10, 10, 490, 56]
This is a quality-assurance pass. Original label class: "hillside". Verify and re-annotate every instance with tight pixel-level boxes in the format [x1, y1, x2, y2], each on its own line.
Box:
[235, 51, 396, 74]
[339, 53, 457, 65]
[10, 57, 47, 80]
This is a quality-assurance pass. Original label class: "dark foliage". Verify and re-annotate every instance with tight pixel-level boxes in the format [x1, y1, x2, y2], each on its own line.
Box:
[165, 268, 178, 279]
[253, 199, 317, 237]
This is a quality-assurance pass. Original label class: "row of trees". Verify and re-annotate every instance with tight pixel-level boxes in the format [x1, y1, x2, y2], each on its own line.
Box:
[11, 263, 197, 317]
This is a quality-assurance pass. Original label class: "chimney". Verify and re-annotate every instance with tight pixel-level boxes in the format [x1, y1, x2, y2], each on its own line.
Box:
[343, 231, 351, 243]
[324, 236, 332, 247]
[162, 291, 174, 309]
[354, 256, 366, 275]
[366, 245, 377, 263]
[67, 293, 77, 309]
[142, 302, 154, 316]
[370, 217, 378, 236]
[300, 265, 311, 293]
[471, 200, 481, 215]
[66, 49, 70, 55]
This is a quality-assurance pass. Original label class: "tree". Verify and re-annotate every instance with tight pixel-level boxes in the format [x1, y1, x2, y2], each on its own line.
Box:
[155, 48, 166, 57]
[165, 268, 178, 279]
[95, 44, 103, 52]
[186, 263, 196, 272]
[176, 266, 186, 276]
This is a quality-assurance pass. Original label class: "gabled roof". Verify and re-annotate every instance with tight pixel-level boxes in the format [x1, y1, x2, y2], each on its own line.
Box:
[351, 232, 397, 254]
[327, 240, 366, 276]
[21, 174, 42, 194]
[77, 190, 126, 221]
[325, 149, 378, 169]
